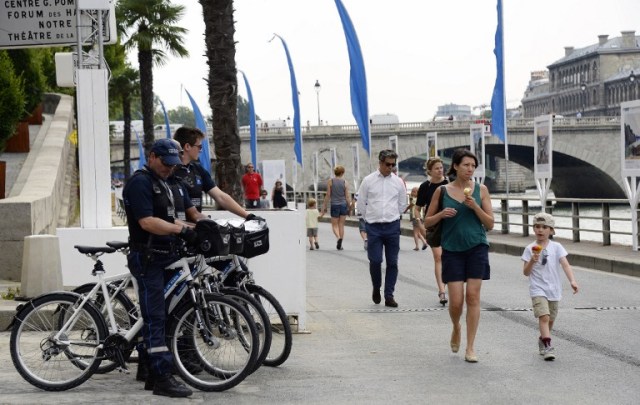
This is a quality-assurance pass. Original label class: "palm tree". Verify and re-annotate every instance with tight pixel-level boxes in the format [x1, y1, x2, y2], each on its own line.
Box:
[110, 66, 140, 180]
[199, 0, 244, 202]
[116, 0, 188, 154]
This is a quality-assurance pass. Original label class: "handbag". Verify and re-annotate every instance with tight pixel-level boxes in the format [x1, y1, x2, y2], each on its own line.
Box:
[425, 185, 446, 247]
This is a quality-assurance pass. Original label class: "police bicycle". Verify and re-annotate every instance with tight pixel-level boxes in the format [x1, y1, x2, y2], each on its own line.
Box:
[9, 241, 260, 392]
[72, 240, 273, 374]
[193, 217, 292, 367]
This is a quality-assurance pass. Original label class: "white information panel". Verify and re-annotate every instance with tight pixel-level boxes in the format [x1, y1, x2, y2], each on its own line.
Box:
[260, 160, 286, 203]
[469, 124, 485, 179]
[351, 143, 360, 191]
[621, 100, 640, 177]
[534, 115, 553, 179]
[426, 132, 437, 159]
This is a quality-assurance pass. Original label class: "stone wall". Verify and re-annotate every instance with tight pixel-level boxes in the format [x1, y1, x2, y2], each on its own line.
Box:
[0, 94, 74, 281]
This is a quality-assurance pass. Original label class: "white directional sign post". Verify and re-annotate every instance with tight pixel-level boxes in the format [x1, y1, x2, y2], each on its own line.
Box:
[1, 1, 116, 229]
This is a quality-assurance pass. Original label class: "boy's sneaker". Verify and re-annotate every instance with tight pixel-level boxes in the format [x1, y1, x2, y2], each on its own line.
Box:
[538, 338, 545, 355]
[315, 242, 319, 249]
[543, 346, 556, 361]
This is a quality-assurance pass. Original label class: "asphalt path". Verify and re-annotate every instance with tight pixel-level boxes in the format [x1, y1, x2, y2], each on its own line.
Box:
[0, 222, 639, 404]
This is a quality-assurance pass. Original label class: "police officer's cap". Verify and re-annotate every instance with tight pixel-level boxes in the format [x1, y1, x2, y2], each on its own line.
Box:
[151, 138, 182, 166]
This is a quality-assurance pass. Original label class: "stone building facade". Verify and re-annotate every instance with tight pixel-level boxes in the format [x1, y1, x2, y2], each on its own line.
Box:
[522, 31, 640, 117]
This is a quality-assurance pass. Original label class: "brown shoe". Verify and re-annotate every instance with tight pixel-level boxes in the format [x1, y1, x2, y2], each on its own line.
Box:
[372, 289, 381, 304]
[384, 297, 398, 308]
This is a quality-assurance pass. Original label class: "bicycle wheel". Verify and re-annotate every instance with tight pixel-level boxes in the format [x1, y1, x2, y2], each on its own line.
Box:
[10, 293, 108, 391]
[168, 293, 259, 392]
[245, 284, 293, 367]
[71, 283, 139, 373]
[218, 287, 272, 372]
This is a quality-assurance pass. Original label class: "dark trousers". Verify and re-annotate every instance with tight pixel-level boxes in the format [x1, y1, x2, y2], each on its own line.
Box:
[365, 220, 401, 299]
[127, 251, 175, 376]
[245, 199, 259, 209]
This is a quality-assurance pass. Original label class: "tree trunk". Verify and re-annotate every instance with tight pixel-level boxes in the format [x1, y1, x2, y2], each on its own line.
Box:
[123, 96, 132, 180]
[138, 49, 155, 156]
[199, 0, 244, 204]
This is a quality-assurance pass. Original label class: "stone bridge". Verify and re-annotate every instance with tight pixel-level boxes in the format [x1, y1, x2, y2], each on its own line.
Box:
[110, 116, 625, 199]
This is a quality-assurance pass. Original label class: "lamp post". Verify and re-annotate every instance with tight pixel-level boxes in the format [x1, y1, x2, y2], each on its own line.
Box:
[314, 80, 321, 126]
[580, 82, 586, 117]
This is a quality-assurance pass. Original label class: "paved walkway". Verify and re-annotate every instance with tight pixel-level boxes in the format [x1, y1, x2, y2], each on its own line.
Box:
[0, 222, 639, 404]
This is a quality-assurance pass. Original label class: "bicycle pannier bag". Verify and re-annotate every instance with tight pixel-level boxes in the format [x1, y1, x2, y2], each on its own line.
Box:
[195, 219, 231, 257]
[242, 220, 269, 258]
[227, 221, 246, 255]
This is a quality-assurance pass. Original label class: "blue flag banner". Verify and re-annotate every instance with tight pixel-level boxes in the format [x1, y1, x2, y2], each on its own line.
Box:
[185, 89, 212, 174]
[490, 0, 506, 144]
[159, 99, 172, 139]
[273, 34, 303, 167]
[133, 128, 146, 169]
[239, 70, 258, 168]
[334, 0, 370, 156]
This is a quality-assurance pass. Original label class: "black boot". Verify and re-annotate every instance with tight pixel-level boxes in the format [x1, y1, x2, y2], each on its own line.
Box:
[136, 350, 149, 382]
[152, 374, 193, 398]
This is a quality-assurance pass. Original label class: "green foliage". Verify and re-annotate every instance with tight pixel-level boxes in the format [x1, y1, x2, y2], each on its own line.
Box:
[1, 286, 20, 300]
[7, 49, 46, 114]
[154, 105, 195, 127]
[237, 95, 261, 127]
[0, 51, 26, 151]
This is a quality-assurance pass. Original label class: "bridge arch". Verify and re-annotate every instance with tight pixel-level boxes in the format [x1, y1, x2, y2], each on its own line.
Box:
[110, 118, 626, 199]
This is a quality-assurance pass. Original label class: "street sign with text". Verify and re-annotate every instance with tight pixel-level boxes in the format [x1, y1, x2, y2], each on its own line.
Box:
[0, 1, 116, 49]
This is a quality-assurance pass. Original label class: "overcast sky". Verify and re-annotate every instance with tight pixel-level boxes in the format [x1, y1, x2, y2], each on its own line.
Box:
[148, 0, 640, 125]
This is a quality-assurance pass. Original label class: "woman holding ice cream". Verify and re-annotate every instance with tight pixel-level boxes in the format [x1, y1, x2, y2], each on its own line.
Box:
[424, 149, 494, 363]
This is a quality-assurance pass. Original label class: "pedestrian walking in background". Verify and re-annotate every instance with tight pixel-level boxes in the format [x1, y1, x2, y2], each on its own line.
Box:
[522, 212, 579, 361]
[406, 186, 428, 251]
[241, 163, 263, 209]
[424, 149, 494, 363]
[322, 165, 351, 250]
[414, 156, 450, 305]
[259, 189, 270, 208]
[306, 198, 321, 250]
[272, 180, 287, 209]
[356, 150, 408, 308]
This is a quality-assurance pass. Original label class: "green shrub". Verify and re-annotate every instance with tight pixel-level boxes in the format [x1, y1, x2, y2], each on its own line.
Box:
[8, 48, 46, 115]
[0, 51, 26, 151]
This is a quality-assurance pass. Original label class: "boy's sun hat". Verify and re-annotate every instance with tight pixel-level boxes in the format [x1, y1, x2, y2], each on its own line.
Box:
[533, 212, 555, 229]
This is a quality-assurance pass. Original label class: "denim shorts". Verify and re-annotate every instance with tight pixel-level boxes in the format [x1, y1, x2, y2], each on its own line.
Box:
[330, 203, 348, 218]
[441, 244, 490, 283]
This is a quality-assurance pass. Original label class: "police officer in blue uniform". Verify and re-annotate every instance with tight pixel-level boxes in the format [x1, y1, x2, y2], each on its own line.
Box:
[123, 138, 202, 398]
[173, 126, 257, 220]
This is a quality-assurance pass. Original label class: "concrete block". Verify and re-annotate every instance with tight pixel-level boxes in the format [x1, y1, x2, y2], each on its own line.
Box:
[21, 235, 63, 298]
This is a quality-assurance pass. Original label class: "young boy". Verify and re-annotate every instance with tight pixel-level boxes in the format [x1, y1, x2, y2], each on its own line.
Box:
[521, 212, 579, 361]
[259, 190, 270, 208]
[306, 198, 320, 250]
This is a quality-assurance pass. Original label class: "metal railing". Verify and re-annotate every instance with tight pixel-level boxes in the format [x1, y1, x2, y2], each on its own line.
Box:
[203, 190, 637, 247]
[492, 195, 636, 246]
[236, 116, 621, 137]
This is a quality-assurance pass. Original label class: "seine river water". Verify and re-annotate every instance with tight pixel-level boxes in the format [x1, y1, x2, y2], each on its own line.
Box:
[490, 191, 633, 246]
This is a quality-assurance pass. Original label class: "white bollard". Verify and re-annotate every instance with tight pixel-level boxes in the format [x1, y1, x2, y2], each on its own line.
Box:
[21, 235, 63, 298]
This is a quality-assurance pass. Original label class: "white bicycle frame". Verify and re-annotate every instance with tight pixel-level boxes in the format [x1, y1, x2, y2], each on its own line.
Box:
[55, 255, 197, 347]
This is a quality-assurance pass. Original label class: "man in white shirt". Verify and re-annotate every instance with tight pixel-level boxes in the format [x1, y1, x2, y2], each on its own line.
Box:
[356, 149, 408, 307]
